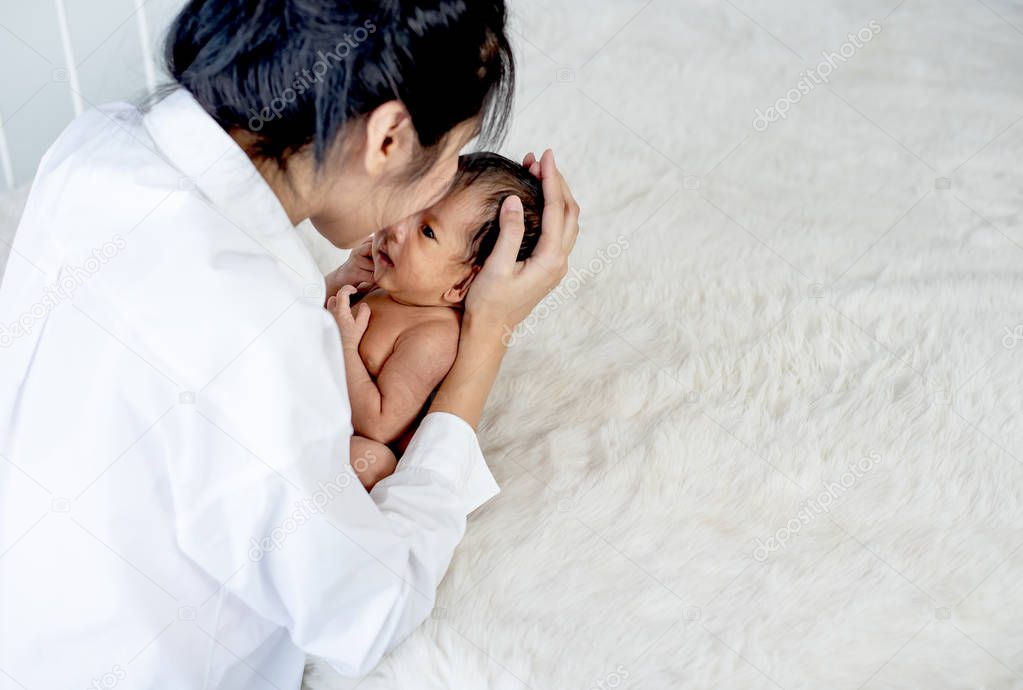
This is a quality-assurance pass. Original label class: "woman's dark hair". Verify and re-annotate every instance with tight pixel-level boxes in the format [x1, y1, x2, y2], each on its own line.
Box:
[452, 152, 543, 267]
[164, 0, 514, 174]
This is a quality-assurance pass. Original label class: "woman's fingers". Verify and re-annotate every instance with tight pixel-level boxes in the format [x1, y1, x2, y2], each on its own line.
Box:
[532, 150, 567, 263]
[489, 196, 527, 270]
[522, 152, 542, 178]
[560, 176, 580, 254]
[541, 150, 580, 254]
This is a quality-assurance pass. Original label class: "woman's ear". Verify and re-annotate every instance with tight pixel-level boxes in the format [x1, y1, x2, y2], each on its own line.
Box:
[442, 266, 480, 305]
[362, 101, 415, 178]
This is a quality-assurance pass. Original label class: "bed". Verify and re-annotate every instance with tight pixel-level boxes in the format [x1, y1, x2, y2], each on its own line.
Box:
[4, 1, 1023, 688]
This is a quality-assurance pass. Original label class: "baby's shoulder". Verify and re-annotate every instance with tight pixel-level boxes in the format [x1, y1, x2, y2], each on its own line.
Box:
[406, 307, 460, 339]
[398, 308, 461, 356]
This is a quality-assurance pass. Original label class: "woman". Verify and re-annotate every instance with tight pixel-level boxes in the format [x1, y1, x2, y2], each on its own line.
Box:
[0, 1, 578, 687]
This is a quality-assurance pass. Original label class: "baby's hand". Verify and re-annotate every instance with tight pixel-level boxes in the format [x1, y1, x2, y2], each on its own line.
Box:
[328, 286, 371, 351]
[324, 237, 375, 305]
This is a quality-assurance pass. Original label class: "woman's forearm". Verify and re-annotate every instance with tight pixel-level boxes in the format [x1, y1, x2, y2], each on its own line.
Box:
[428, 315, 508, 429]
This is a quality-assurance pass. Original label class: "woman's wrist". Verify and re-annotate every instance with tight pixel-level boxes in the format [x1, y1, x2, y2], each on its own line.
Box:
[429, 313, 509, 429]
[460, 311, 512, 351]
[324, 268, 345, 305]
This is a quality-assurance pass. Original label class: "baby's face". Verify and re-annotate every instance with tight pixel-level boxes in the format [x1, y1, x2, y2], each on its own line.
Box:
[371, 186, 483, 307]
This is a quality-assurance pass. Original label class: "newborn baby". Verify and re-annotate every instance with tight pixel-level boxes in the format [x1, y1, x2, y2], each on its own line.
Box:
[328, 152, 543, 489]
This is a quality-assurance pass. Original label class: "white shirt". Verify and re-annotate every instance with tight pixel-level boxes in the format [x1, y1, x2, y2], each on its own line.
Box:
[0, 90, 499, 690]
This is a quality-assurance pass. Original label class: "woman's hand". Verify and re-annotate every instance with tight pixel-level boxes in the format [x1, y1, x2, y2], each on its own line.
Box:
[325, 237, 375, 306]
[328, 286, 371, 351]
[463, 149, 580, 335]
[430, 149, 580, 428]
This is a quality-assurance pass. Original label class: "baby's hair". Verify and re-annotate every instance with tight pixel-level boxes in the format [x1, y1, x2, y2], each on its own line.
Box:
[451, 152, 543, 268]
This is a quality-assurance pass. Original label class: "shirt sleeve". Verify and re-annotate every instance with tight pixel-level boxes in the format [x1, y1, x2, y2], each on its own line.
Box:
[378, 411, 500, 514]
[164, 301, 501, 678]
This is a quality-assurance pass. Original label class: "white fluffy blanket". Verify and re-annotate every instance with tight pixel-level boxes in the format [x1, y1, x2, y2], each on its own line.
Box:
[4, 2, 1022, 687]
[304, 0, 1023, 687]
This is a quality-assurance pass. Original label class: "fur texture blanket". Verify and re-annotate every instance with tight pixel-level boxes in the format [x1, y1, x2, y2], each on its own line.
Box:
[304, 0, 1023, 687]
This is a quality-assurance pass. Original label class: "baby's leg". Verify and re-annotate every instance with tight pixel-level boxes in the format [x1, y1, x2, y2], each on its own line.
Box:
[350, 436, 397, 490]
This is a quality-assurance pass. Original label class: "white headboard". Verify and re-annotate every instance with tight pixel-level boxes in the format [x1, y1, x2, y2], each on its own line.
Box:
[0, 0, 188, 190]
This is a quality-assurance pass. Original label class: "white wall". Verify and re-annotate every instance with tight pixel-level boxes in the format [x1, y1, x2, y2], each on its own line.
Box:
[0, 0, 187, 189]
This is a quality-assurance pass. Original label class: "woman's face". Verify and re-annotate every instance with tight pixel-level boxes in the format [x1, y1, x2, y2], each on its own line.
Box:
[309, 118, 478, 249]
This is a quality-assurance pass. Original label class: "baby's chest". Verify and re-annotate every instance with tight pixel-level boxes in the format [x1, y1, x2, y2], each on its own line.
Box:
[357, 302, 408, 377]
[358, 323, 398, 378]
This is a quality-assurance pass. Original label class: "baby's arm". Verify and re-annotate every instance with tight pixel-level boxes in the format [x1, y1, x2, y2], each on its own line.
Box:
[330, 287, 458, 445]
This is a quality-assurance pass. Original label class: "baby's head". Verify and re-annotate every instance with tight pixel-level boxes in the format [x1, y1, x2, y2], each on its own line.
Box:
[371, 152, 543, 307]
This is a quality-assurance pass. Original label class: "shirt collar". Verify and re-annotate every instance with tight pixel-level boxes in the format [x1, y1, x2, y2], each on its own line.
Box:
[142, 89, 323, 285]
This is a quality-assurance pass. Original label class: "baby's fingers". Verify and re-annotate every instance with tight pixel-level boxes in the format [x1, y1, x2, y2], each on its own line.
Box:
[330, 286, 358, 321]
[338, 285, 358, 305]
[354, 302, 371, 329]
